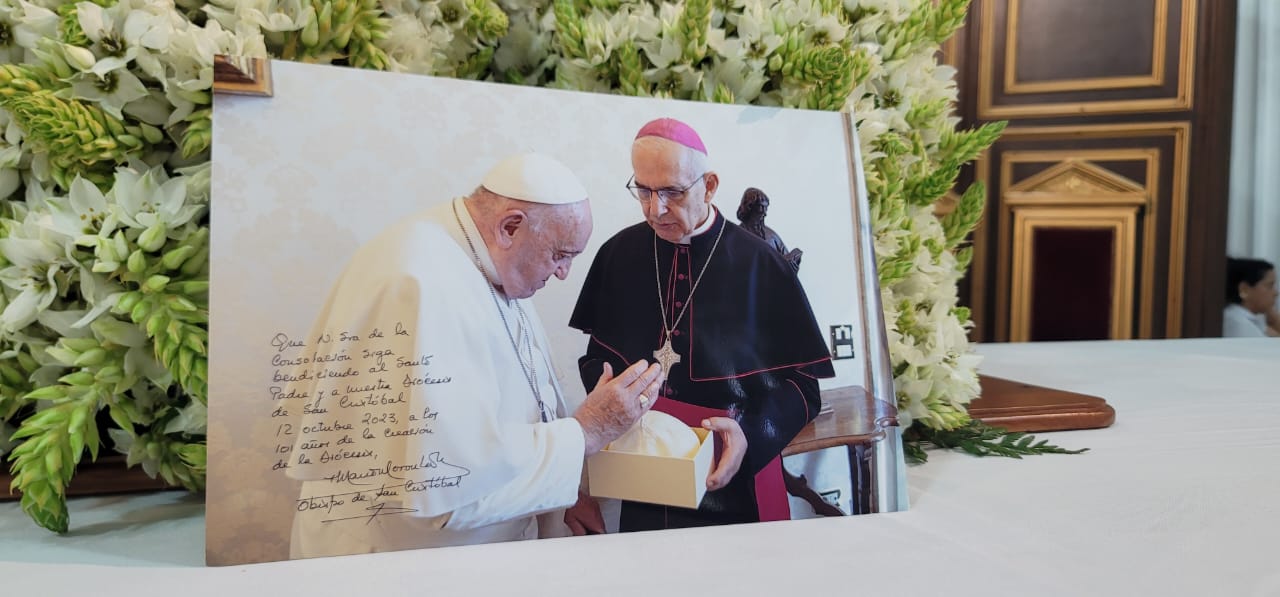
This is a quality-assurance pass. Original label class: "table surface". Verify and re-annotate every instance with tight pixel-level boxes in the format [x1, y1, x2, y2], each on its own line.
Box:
[3, 338, 1278, 596]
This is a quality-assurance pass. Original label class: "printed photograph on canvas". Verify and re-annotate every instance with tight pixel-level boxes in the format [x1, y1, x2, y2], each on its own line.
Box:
[207, 58, 904, 566]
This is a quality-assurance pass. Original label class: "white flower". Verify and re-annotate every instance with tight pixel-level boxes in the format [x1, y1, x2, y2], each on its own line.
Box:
[378, 14, 437, 73]
[109, 165, 204, 232]
[854, 0, 919, 23]
[0, 5, 32, 64]
[645, 63, 703, 99]
[204, 0, 308, 34]
[0, 219, 70, 333]
[0, 141, 22, 200]
[65, 67, 150, 120]
[639, 31, 682, 70]
[70, 266, 125, 329]
[41, 177, 114, 244]
[7, 1, 58, 52]
[551, 60, 614, 94]
[579, 10, 634, 66]
[704, 56, 767, 103]
[716, 2, 785, 69]
[492, 10, 553, 79]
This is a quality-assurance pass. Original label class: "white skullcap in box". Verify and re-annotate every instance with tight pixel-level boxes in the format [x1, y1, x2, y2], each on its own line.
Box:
[481, 153, 588, 205]
[609, 410, 701, 459]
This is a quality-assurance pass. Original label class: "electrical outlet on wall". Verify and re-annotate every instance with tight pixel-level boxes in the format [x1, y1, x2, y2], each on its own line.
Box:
[829, 324, 855, 359]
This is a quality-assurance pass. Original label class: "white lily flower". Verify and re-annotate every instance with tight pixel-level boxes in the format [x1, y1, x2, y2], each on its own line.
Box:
[493, 10, 553, 77]
[9, 1, 58, 52]
[65, 67, 150, 120]
[70, 267, 125, 329]
[377, 14, 444, 74]
[640, 34, 682, 70]
[0, 220, 68, 333]
[109, 165, 204, 235]
[41, 177, 112, 244]
[204, 0, 307, 34]
[705, 56, 767, 103]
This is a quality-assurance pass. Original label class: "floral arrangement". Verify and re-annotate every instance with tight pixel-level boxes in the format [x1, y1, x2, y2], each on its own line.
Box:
[0, 0, 1049, 532]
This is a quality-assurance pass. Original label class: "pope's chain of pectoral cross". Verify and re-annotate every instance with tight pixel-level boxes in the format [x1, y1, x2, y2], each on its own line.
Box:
[651, 223, 726, 391]
[454, 201, 552, 422]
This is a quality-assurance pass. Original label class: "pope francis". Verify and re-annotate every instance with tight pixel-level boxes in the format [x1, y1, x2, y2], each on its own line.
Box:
[284, 153, 663, 558]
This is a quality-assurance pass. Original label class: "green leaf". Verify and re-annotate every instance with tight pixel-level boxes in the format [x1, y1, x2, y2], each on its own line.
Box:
[909, 420, 1090, 461]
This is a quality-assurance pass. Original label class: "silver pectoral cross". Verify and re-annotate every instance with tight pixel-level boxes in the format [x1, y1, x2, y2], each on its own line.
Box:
[653, 336, 681, 378]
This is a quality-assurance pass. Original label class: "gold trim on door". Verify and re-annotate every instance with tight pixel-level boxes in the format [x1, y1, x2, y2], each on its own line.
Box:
[978, 0, 1196, 118]
[1004, 0, 1168, 94]
[999, 149, 1161, 338]
[1003, 156, 1151, 204]
[1008, 207, 1138, 342]
[973, 123, 1189, 341]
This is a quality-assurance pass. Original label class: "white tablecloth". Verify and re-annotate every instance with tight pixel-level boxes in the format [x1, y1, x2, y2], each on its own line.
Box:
[3, 338, 1278, 596]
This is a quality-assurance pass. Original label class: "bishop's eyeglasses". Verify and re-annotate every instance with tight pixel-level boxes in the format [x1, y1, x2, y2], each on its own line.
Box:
[625, 173, 707, 205]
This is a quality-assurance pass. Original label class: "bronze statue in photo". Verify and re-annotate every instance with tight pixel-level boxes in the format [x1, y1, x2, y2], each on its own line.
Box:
[737, 187, 802, 271]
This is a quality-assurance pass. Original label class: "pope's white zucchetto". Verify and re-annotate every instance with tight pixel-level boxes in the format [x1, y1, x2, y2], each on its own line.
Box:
[608, 410, 701, 459]
[481, 153, 588, 205]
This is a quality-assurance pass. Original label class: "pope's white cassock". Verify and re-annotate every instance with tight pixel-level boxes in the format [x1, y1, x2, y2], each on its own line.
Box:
[284, 157, 586, 558]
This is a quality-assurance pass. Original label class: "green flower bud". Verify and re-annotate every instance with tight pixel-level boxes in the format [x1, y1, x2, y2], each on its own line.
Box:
[301, 10, 320, 47]
[45, 450, 64, 479]
[180, 247, 208, 277]
[94, 365, 123, 384]
[318, 2, 334, 34]
[138, 223, 167, 252]
[59, 371, 95, 386]
[0, 363, 25, 386]
[17, 351, 39, 372]
[146, 313, 168, 337]
[130, 297, 152, 322]
[139, 123, 163, 144]
[160, 245, 197, 271]
[166, 295, 198, 312]
[143, 274, 170, 293]
[127, 249, 148, 273]
[171, 280, 210, 296]
[45, 346, 81, 365]
[63, 338, 101, 353]
[25, 385, 67, 401]
[73, 347, 107, 367]
[116, 291, 143, 313]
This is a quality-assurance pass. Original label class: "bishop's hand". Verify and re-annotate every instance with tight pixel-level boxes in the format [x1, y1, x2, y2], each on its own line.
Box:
[564, 491, 605, 535]
[573, 360, 664, 455]
[702, 417, 747, 491]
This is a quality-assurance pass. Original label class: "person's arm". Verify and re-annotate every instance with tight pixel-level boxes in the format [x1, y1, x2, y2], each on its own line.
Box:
[701, 367, 821, 490]
[443, 358, 662, 530]
[439, 418, 585, 530]
[1266, 307, 1280, 337]
[735, 369, 822, 477]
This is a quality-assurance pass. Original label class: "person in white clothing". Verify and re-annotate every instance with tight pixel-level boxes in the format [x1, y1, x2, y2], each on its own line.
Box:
[284, 153, 663, 558]
[1223, 257, 1278, 338]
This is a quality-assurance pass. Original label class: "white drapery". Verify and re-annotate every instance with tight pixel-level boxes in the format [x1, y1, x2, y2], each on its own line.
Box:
[1229, 0, 1280, 281]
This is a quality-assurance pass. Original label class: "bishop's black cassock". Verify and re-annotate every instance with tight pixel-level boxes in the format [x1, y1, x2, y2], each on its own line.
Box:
[569, 208, 835, 530]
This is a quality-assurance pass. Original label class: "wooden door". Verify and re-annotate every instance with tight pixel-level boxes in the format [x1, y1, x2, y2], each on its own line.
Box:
[947, 0, 1237, 341]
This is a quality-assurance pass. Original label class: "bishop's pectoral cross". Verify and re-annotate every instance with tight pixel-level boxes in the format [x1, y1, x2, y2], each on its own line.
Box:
[653, 336, 681, 378]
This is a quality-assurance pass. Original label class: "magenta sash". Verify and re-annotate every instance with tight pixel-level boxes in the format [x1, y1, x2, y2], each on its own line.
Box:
[649, 397, 790, 523]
